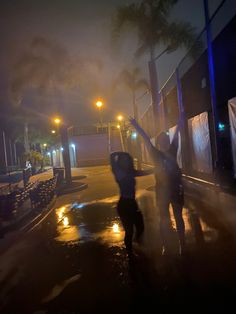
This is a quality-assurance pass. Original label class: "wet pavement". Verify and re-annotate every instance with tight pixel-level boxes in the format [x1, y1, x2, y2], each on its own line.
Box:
[0, 166, 236, 313]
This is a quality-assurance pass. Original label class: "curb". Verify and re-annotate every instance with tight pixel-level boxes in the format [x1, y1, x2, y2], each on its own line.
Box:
[21, 196, 57, 233]
[0, 197, 57, 256]
[57, 183, 88, 195]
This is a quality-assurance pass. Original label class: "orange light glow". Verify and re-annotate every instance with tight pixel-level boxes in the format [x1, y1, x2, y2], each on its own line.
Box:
[54, 117, 61, 125]
[96, 100, 103, 108]
[117, 115, 123, 121]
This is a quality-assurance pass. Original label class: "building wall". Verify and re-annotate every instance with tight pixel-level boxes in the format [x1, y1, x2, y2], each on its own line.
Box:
[70, 130, 122, 167]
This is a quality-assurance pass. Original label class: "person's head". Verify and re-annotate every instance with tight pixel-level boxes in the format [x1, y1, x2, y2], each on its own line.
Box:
[110, 152, 134, 173]
[156, 132, 170, 152]
[117, 152, 134, 172]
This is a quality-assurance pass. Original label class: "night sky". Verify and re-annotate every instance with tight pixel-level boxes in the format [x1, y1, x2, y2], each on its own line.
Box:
[0, 0, 233, 126]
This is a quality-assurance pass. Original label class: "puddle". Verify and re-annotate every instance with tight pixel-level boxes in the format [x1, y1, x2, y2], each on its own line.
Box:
[53, 191, 226, 254]
[54, 198, 124, 247]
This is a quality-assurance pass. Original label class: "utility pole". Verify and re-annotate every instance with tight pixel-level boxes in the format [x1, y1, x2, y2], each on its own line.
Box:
[203, 0, 220, 171]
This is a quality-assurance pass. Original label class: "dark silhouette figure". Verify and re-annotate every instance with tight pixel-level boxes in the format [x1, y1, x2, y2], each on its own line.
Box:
[129, 118, 186, 255]
[110, 152, 153, 257]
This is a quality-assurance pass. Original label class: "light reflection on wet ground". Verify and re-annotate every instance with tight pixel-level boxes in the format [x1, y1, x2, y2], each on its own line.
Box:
[55, 197, 124, 247]
[2, 186, 236, 313]
[54, 189, 226, 255]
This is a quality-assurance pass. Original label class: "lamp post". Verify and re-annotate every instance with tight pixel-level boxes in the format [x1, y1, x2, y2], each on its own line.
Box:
[96, 100, 103, 130]
[116, 115, 125, 151]
[53, 116, 72, 184]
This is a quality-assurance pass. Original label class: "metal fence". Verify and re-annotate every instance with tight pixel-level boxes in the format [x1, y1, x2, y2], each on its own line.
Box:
[139, 0, 236, 185]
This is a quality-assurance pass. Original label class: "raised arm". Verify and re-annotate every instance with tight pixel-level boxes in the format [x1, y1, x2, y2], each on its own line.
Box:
[168, 115, 183, 158]
[129, 117, 154, 153]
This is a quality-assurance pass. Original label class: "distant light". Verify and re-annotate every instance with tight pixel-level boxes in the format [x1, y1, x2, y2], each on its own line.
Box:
[53, 150, 56, 154]
[43, 143, 47, 147]
[117, 124, 121, 129]
[71, 144, 75, 149]
[54, 117, 61, 125]
[218, 123, 225, 132]
[51, 130, 56, 134]
[117, 115, 123, 121]
[131, 132, 137, 139]
[96, 100, 103, 108]
[61, 147, 64, 151]
[47, 152, 51, 156]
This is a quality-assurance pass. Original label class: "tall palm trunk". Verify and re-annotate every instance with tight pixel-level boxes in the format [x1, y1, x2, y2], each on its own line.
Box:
[148, 46, 160, 128]
[24, 121, 30, 153]
[132, 89, 138, 120]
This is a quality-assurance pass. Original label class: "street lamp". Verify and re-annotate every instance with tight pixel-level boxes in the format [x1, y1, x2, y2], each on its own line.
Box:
[115, 115, 125, 152]
[52, 115, 72, 184]
[95, 99, 103, 129]
[117, 115, 123, 122]
[54, 117, 61, 125]
[51, 130, 56, 134]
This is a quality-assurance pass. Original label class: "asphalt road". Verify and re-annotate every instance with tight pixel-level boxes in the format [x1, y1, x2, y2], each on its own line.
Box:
[0, 166, 236, 313]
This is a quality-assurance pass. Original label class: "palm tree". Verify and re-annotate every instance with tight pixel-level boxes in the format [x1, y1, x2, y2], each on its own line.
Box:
[112, 0, 200, 120]
[114, 67, 149, 120]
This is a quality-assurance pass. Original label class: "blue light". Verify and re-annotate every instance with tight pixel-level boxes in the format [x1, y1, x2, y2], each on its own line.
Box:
[71, 144, 75, 149]
[218, 123, 225, 132]
[131, 132, 137, 139]
[73, 203, 85, 209]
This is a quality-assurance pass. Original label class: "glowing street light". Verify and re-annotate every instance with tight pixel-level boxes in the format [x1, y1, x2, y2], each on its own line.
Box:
[117, 115, 123, 122]
[95, 99, 104, 129]
[43, 143, 47, 147]
[96, 100, 103, 108]
[54, 117, 61, 125]
[52, 115, 72, 184]
[51, 130, 56, 134]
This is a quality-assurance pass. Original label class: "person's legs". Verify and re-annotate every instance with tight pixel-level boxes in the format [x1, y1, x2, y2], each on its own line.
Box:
[117, 199, 134, 255]
[156, 188, 171, 253]
[172, 200, 186, 254]
[133, 200, 144, 241]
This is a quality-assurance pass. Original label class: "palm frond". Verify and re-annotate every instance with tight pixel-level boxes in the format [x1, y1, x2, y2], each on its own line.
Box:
[111, 0, 199, 60]
[155, 0, 179, 16]
[111, 3, 141, 40]
[160, 21, 202, 58]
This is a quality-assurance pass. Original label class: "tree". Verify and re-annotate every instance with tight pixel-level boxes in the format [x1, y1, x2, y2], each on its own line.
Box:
[9, 36, 103, 184]
[112, 0, 200, 121]
[114, 67, 149, 120]
[10, 36, 73, 182]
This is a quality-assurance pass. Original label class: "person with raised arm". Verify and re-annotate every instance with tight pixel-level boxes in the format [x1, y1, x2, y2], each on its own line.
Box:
[110, 151, 153, 259]
[129, 117, 186, 256]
